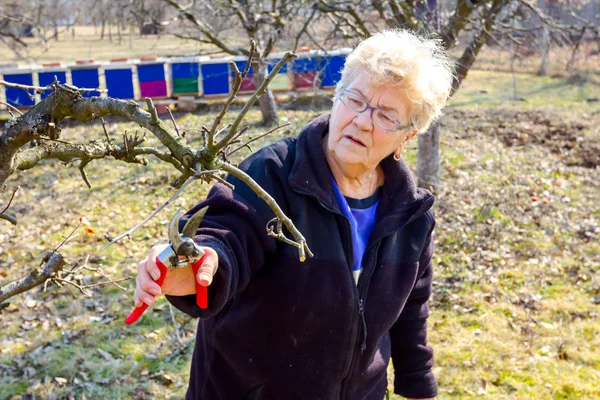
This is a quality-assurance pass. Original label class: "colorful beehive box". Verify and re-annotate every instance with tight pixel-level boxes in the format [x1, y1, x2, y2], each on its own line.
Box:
[200, 58, 230, 97]
[266, 52, 291, 92]
[170, 56, 206, 96]
[136, 57, 168, 99]
[292, 50, 323, 90]
[1, 67, 36, 107]
[104, 59, 135, 100]
[38, 63, 68, 99]
[229, 56, 256, 93]
[70, 59, 101, 97]
[321, 48, 351, 89]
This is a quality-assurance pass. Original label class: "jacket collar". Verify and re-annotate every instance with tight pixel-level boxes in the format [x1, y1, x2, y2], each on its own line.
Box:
[289, 114, 435, 226]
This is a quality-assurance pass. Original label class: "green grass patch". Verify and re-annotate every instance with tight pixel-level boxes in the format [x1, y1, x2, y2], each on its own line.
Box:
[449, 70, 600, 112]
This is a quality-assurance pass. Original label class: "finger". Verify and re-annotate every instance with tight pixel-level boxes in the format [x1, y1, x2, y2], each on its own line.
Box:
[137, 271, 161, 296]
[137, 258, 159, 283]
[134, 285, 156, 307]
[197, 247, 219, 287]
[145, 253, 162, 281]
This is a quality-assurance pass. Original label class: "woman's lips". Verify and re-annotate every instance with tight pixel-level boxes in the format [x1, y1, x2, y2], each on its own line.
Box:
[345, 135, 366, 147]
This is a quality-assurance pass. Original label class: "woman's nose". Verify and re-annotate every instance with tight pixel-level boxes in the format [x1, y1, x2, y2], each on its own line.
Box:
[353, 109, 374, 131]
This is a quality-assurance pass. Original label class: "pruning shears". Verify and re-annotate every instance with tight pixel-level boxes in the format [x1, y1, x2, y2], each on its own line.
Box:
[125, 206, 209, 325]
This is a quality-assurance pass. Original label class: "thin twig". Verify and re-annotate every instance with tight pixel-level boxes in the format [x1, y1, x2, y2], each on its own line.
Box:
[69, 254, 90, 272]
[207, 172, 234, 190]
[146, 98, 159, 124]
[293, 6, 318, 53]
[122, 131, 129, 156]
[52, 277, 92, 296]
[0, 79, 107, 94]
[100, 117, 111, 143]
[53, 224, 81, 253]
[206, 41, 256, 147]
[0, 101, 23, 116]
[167, 107, 181, 137]
[81, 277, 132, 290]
[169, 303, 184, 346]
[37, 137, 73, 145]
[1, 186, 20, 215]
[79, 160, 92, 189]
[0, 79, 46, 93]
[226, 123, 290, 156]
[101, 170, 220, 249]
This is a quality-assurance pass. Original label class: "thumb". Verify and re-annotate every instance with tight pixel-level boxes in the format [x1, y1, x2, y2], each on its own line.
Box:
[196, 247, 219, 287]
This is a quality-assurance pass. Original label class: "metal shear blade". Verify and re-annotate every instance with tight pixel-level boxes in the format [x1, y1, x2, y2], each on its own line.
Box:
[167, 206, 209, 262]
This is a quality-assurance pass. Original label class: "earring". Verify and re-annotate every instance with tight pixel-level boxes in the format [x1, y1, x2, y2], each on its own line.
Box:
[393, 153, 402, 161]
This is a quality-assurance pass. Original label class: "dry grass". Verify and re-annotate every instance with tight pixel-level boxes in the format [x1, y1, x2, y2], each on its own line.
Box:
[0, 25, 203, 65]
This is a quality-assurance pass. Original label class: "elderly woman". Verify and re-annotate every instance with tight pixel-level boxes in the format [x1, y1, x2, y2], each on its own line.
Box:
[134, 29, 453, 400]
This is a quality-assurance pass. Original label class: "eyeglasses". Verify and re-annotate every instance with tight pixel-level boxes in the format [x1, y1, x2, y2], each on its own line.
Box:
[338, 89, 410, 132]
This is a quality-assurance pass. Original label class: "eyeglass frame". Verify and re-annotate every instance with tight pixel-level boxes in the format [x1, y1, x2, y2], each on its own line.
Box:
[337, 88, 411, 132]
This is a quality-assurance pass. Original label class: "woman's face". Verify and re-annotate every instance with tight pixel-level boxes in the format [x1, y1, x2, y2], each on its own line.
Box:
[327, 69, 416, 176]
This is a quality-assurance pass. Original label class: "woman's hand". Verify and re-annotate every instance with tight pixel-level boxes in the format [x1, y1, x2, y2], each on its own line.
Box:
[133, 244, 219, 307]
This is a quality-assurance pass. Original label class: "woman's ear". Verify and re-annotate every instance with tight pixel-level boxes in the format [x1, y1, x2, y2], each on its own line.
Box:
[405, 130, 418, 143]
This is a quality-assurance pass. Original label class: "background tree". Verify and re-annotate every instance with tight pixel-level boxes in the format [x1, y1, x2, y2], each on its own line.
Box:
[162, 0, 315, 126]
[0, 0, 80, 56]
[128, 0, 169, 36]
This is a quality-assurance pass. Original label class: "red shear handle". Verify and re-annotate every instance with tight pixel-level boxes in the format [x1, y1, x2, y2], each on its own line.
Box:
[125, 257, 169, 325]
[192, 254, 209, 309]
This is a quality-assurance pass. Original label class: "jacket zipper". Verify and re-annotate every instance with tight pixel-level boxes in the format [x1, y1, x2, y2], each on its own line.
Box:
[293, 191, 359, 400]
[358, 299, 367, 352]
[339, 241, 380, 399]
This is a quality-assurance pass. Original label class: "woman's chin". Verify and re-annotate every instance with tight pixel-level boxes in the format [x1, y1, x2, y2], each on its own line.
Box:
[333, 150, 367, 169]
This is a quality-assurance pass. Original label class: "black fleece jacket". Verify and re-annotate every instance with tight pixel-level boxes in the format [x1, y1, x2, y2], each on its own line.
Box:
[167, 114, 438, 400]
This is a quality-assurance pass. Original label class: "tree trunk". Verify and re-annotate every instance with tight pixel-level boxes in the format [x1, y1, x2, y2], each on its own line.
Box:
[101, 20, 105, 39]
[108, 23, 113, 43]
[539, 26, 549, 76]
[416, 121, 441, 192]
[252, 59, 279, 125]
[117, 20, 122, 45]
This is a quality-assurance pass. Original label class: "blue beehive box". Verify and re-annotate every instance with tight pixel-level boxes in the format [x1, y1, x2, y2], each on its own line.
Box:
[70, 60, 101, 97]
[38, 64, 68, 99]
[1, 67, 36, 107]
[104, 60, 135, 100]
[200, 59, 230, 97]
[321, 48, 351, 89]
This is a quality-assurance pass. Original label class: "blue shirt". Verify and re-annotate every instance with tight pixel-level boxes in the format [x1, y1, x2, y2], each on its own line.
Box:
[330, 176, 381, 284]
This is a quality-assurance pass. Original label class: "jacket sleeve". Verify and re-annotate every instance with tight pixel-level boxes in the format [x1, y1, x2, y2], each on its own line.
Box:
[390, 221, 438, 399]
[166, 145, 290, 319]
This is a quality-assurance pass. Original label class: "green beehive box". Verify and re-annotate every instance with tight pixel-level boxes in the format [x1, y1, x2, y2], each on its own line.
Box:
[173, 77, 199, 94]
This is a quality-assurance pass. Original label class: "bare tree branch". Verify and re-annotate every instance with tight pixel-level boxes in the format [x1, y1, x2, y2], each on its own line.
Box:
[213, 52, 297, 152]
[0, 42, 307, 305]
[0, 252, 67, 304]
[314, 1, 371, 38]
[219, 162, 313, 261]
